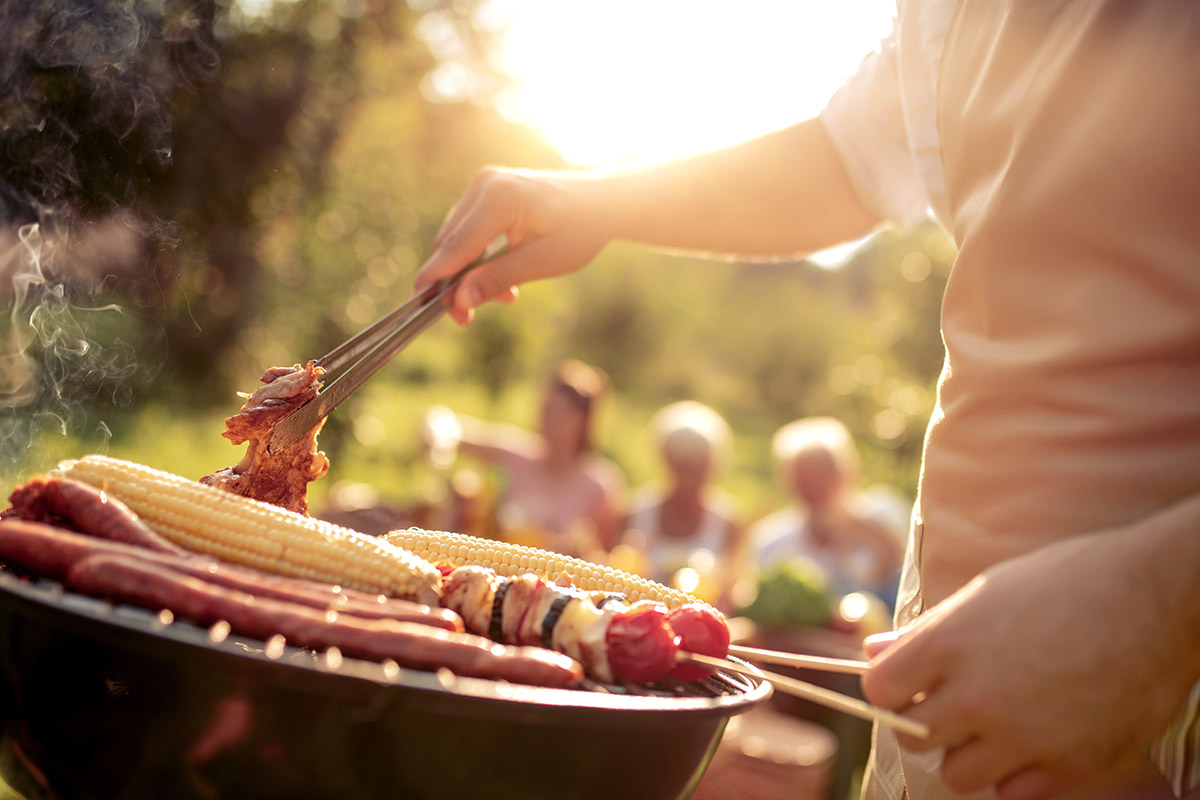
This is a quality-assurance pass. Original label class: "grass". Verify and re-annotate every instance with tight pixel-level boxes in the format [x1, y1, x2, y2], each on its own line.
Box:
[7, 372, 796, 530]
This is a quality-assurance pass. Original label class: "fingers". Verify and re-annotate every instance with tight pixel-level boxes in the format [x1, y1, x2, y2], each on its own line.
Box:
[431, 175, 486, 252]
[461, 236, 582, 297]
[414, 166, 611, 325]
[860, 627, 946, 714]
[431, 230, 601, 326]
[994, 767, 1056, 800]
[939, 737, 1031, 795]
[868, 650, 1069, 798]
[417, 196, 513, 293]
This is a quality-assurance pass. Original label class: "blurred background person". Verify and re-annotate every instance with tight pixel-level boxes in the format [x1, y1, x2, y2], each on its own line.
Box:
[750, 416, 908, 606]
[423, 359, 626, 558]
[619, 400, 742, 609]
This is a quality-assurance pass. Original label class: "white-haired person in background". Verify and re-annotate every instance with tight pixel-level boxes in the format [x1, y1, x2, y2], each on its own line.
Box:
[750, 416, 908, 603]
[620, 401, 742, 608]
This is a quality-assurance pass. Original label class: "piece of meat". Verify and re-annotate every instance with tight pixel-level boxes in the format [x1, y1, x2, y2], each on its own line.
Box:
[0, 519, 463, 632]
[497, 574, 541, 644]
[439, 565, 697, 686]
[66, 554, 583, 688]
[516, 582, 565, 648]
[441, 566, 497, 635]
[6, 476, 188, 555]
[201, 362, 329, 515]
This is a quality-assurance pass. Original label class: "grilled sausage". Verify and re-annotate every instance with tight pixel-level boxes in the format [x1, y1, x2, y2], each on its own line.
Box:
[0, 518, 103, 578]
[0, 519, 462, 631]
[172, 560, 462, 630]
[7, 476, 188, 555]
[66, 554, 583, 688]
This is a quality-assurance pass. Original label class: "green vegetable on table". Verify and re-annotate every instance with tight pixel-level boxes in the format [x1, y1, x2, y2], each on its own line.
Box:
[736, 557, 835, 629]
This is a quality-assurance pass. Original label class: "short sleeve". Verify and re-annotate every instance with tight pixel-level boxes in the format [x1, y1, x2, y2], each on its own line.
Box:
[818, 25, 931, 227]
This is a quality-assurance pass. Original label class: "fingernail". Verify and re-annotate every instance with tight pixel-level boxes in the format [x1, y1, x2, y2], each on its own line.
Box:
[460, 284, 481, 309]
[862, 631, 899, 658]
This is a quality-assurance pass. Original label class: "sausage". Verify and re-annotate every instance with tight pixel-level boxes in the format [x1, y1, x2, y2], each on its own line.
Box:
[66, 554, 583, 688]
[0, 518, 102, 578]
[7, 476, 188, 555]
[169, 559, 462, 631]
[0, 520, 462, 632]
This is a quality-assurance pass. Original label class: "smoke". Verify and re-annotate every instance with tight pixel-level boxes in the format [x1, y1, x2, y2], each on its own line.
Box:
[0, 218, 147, 470]
[0, 0, 219, 226]
[0, 0, 219, 478]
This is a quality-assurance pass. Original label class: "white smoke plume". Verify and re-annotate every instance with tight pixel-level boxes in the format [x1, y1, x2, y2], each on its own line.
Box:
[1, 0, 218, 481]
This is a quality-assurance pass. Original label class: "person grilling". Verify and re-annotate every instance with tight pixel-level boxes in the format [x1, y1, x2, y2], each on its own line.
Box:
[407, 2, 1200, 796]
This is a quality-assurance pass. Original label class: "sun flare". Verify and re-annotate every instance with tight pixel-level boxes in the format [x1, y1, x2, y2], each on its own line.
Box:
[488, 1, 896, 166]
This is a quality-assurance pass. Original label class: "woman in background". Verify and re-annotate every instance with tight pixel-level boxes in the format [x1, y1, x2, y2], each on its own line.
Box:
[427, 359, 626, 558]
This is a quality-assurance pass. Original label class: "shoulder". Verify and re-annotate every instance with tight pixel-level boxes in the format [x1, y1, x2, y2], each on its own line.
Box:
[702, 486, 739, 518]
[583, 454, 628, 495]
[629, 484, 663, 511]
[749, 507, 803, 545]
[850, 485, 912, 540]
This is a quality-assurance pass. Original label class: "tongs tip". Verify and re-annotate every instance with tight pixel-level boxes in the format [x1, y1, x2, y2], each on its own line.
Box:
[265, 242, 504, 455]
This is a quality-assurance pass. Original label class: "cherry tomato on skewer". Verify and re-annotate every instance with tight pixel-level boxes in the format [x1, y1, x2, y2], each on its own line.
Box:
[606, 601, 680, 684]
[667, 603, 730, 682]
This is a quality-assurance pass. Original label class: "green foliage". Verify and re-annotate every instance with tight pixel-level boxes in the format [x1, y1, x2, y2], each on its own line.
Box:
[736, 558, 836, 629]
[3, 0, 955, 526]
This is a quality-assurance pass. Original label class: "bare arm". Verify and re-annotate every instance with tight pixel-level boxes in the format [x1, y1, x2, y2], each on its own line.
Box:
[589, 118, 882, 256]
[415, 117, 882, 324]
[427, 410, 540, 469]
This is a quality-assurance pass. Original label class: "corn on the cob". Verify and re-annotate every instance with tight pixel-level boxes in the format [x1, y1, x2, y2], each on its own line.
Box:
[385, 527, 718, 615]
[55, 455, 442, 606]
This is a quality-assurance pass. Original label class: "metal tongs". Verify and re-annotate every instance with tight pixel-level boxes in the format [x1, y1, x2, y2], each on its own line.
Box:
[266, 246, 499, 455]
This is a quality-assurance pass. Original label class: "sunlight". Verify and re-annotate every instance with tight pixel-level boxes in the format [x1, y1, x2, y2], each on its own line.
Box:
[488, 1, 896, 166]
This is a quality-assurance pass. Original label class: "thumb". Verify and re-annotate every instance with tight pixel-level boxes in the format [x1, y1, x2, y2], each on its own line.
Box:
[863, 630, 900, 659]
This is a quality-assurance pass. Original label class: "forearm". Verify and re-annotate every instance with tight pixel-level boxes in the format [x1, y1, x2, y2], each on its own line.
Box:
[452, 416, 538, 466]
[415, 117, 885, 320]
[584, 117, 883, 257]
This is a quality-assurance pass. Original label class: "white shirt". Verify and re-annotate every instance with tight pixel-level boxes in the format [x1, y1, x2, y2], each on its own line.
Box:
[820, 2, 1200, 796]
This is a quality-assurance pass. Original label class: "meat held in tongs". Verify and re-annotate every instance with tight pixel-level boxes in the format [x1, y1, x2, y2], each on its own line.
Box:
[201, 361, 329, 515]
[201, 251, 498, 515]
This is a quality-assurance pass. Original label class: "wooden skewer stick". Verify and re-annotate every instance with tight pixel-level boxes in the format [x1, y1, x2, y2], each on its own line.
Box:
[726, 644, 869, 675]
[679, 652, 929, 739]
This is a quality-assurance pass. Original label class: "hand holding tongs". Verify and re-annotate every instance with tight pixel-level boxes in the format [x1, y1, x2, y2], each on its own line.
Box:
[267, 245, 499, 455]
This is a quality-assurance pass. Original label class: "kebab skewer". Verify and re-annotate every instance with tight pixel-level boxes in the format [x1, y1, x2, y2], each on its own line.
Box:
[437, 564, 929, 737]
[440, 564, 730, 686]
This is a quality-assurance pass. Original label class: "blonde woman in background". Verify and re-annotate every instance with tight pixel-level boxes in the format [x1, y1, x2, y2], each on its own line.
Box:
[620, 401, 742, 609]
[750, 416, 908, 603]
[425, 359, 627, 558]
